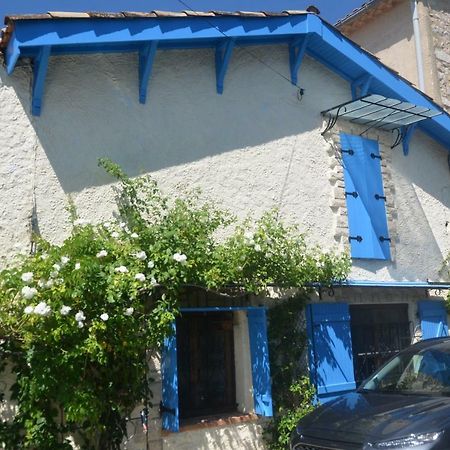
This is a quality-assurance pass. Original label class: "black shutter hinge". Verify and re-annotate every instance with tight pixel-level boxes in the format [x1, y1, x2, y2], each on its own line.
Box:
[159, 401, 176, 416]
[374, 194, 386, 201]
[379, 236, 391, 243]
[341, 149, 354, 155]
[349, 235, 363, 243]
[370, 153, 382, 160]
[345, 191, 359, 198]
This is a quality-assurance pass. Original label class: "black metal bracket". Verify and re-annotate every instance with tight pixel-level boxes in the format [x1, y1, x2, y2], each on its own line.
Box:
[374, 194, 386, 201]
[370, 153, 382, 160]
[345, 191, 358, 198]
[341, 149, 354, 155]
[322, 105, 347, 135]
[349, 235, 363, 243]
[159, 401, 176, 416]
[379, 236, 391, 242]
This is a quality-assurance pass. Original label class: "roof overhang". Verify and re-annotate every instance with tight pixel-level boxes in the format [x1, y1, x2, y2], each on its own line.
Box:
[1, 11, 450, 151]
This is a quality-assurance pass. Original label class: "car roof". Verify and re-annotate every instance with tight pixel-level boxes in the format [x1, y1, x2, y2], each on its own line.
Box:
[407, 337, 450, 352]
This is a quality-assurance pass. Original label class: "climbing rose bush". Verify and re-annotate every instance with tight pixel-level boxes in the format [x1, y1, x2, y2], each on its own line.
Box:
[0, 159, 350, 449]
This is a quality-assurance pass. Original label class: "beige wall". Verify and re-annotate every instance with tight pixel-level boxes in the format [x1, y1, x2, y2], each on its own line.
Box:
[349, 1, 419, 88]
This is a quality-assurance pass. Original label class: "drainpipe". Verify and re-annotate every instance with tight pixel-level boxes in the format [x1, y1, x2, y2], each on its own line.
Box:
[411, 0, 426, 92]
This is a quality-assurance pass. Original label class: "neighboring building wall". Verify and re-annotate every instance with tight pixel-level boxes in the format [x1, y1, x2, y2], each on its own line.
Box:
[429, 0, 450, 110]
[347, 1, 419, 89]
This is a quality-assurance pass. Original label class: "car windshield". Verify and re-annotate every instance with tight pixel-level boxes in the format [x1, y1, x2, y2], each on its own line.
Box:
[360, 342, 450, 396]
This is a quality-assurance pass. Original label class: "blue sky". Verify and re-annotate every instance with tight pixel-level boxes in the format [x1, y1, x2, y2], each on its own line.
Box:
[1, 1, 365, 24]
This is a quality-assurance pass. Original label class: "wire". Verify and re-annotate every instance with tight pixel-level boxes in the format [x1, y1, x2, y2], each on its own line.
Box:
[175, 0, 304, 93]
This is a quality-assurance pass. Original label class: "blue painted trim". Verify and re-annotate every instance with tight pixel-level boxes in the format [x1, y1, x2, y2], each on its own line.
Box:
[351, 74, 372, 100]
[402, 123, 418, 156]
[180, 306, 265, 312]
[215, 39, 234, 95]
[6, 34, 21, 75]
[31, 45, 51, 116]
[324, 280, 450, 289]
[138, 41, 158, 104]
[306, 48, 353, 83]
[289, 35, 309, 85]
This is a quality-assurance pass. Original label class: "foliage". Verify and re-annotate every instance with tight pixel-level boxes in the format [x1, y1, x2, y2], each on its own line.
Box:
[440, 255, 450, 311]
[266, 296, 316, 449]
[0, 160, 349, 449]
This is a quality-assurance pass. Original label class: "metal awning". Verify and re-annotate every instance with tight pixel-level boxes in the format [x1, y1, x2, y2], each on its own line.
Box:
[321, 94, 442, 149]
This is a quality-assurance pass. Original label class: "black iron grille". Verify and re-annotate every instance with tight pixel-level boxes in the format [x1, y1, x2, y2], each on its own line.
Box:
[293, 445, 340, 450]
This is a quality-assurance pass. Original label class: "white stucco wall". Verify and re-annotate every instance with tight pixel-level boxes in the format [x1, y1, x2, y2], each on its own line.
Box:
[1, 42, 449, 449]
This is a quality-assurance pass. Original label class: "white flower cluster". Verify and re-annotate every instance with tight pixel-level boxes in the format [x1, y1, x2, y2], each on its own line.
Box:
[244, 231, 262, 252]
[24, 301, 51, 317]
[21, 272, 33, 284]
[134, 251, 147, 261]
[75, 310, 86, 328]
[96, 250, 108, 258]
[173, 253, 187, 265]
[115, 266, 128, 274]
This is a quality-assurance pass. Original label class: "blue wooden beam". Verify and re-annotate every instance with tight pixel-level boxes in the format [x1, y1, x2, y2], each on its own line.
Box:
[32, 46, 51, 116]
[351, 74, 373, 100]
[402, 123, 417, 156]
[289, 35, 309, 85]
[215, 39, 234, 94]
[138, 41, 158, 104]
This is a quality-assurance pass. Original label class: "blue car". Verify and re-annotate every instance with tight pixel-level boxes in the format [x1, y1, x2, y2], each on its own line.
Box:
[291, 337, 450, 450]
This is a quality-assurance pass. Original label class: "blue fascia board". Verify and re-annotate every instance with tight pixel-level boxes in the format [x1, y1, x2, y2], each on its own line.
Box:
[331, 280, 450, 289]
[7, 16, 309, 54]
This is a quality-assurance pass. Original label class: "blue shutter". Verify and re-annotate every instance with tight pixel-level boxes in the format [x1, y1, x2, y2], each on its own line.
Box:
[340, 133, 391, 260]
[247, 309, 273, 417]
[161, 322, 179, 432]
[306, 303, 356, 403]
[419, 301, 449, 340]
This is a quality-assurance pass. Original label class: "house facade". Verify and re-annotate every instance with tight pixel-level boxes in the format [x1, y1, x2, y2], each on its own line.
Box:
[0, 9, 450, 450]
[337, 0, 450, 113]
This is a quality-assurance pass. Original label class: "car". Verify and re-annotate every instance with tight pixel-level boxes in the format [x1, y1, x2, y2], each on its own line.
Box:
[291, 337, 450, 450]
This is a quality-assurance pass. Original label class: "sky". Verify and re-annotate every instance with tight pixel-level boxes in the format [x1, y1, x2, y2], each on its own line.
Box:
[0, 1, 366, 24]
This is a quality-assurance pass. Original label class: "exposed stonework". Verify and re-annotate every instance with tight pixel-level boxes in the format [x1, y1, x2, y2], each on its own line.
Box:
[429, 0, 450, 112]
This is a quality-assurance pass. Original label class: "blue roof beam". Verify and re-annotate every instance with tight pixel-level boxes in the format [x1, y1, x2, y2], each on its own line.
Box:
[215, 39, 234, 94]
[31, 46, 51, 116]
[139, 41, 158, 104]
[289, 35, 309, 86]
[351, 74, 373, 100]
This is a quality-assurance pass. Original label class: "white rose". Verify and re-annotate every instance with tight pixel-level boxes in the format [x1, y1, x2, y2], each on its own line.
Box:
[75, 311, 85, 322]
[22, 286, 37, 300]
[131, 233, 139, 239]
[34, 302, 51, 317]
[147, 260, 155, 269]
[135, 273, 146, 282]
[24, 305, 34, 314]
[134, 251, 147, 261]
[173, 253, 187, 265]
[53, 263, 61, 272]
[124, 307, 134, 316]
[96, 250, 108, 258]
[111, 231, 120, 239]
[114, 266, 128, 274]
[100, 313, 109, 321]
[75, 262, 81, 270]
[77, 321, 84, 328]
[60, 256, 70, 266]
[60, 305, 72, 316]
[21, 272, 33, 283]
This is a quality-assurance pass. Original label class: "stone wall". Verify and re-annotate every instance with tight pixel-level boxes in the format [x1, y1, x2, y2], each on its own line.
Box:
[429, 0, 450, 112]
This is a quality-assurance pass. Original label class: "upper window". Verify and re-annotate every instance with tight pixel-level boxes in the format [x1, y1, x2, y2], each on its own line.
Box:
[340, 133, 391, 260]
